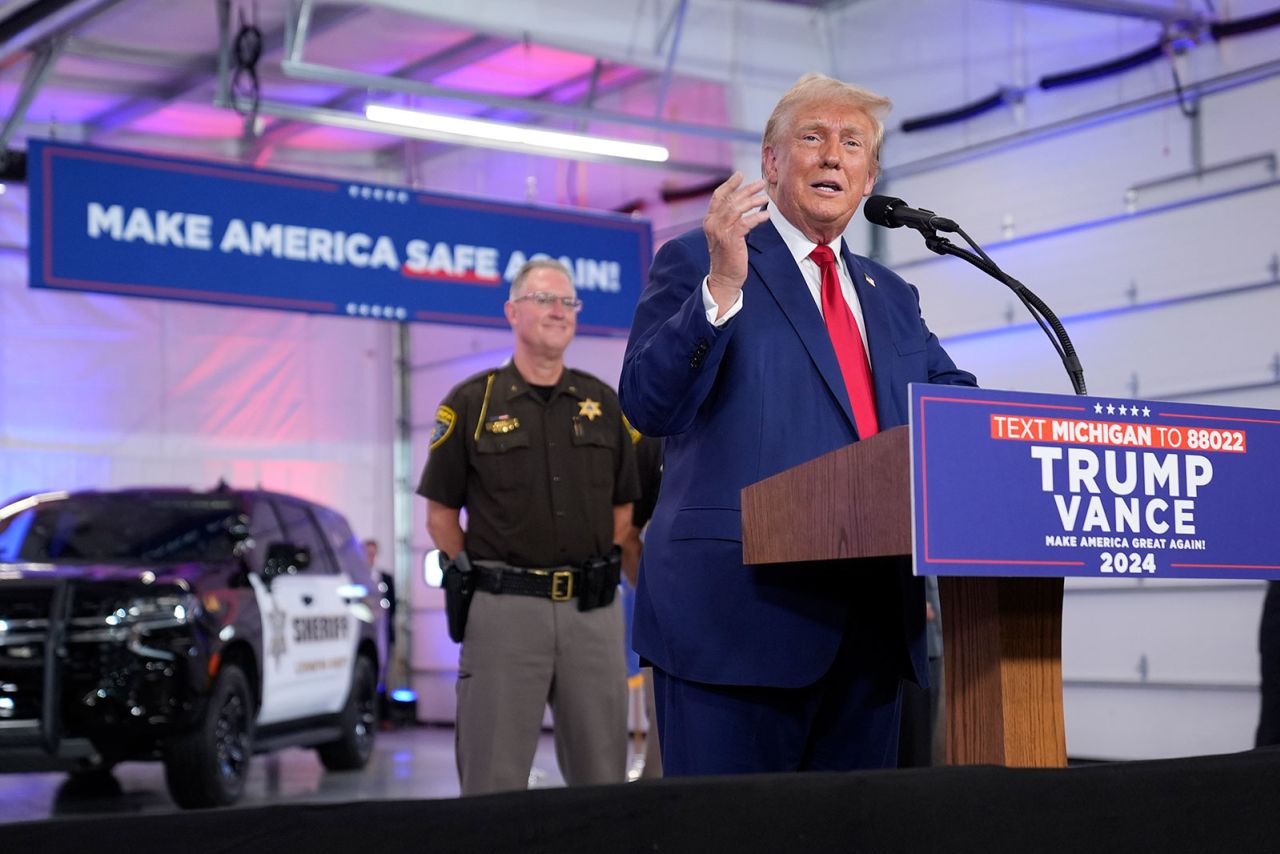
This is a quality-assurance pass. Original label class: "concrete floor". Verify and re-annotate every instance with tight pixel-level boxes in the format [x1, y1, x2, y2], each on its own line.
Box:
[0, 725, 608, 825]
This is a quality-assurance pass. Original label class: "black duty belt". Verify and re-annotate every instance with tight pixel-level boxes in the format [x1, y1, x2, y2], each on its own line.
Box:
[472, 563, 580, 602]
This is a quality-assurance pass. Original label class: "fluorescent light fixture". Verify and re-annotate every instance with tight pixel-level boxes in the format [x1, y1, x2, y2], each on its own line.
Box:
[365, 103, 669, 164]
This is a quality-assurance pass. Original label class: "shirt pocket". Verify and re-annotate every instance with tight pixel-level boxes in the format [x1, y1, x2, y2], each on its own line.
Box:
[474, 429, 532, 492]
[570, 419, 618, 488]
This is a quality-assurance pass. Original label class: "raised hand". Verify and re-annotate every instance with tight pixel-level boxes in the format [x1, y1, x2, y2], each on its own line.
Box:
[703, 172, 769, 310]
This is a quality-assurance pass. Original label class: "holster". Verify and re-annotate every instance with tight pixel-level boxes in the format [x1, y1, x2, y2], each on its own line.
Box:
[442, 550, 475, 642]
[576, 545, 622, 612]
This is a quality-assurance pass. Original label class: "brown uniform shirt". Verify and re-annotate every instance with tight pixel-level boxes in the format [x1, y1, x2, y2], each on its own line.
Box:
[417, 363, 640, 568]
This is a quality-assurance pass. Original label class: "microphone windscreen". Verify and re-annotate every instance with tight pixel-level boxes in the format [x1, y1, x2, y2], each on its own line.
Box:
[863, 195, 903, 228]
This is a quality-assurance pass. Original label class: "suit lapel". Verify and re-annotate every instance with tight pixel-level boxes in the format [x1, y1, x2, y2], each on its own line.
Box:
[747, 221, 858, 435]
[842, 246, 901, 427]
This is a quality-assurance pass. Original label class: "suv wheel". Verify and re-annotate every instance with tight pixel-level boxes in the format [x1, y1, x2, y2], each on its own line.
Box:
[163, 663, 254, 808]
[317, 655, 377, 771]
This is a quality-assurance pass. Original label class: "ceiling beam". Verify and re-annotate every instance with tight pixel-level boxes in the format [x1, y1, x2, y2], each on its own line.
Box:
[0, 36, 64, 150]
[654, 0, 690, 120]
[32, 71, 181, 96]
[996, 0, 1208, 25]
[234, 95, 726, 175]
[392, 63, 662, 170]
[84, 1, 364, 140]
[356, 0, 825, 85]
[282, 58, 760, 144]
[63, 35, 210, 70]
[244, 32, 515, 158]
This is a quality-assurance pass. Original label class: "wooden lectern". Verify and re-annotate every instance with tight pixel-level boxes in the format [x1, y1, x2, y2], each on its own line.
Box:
[741, 425, 1067, 767]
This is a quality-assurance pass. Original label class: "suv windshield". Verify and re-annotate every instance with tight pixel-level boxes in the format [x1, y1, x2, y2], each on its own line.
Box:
[0, 493, 245, 565]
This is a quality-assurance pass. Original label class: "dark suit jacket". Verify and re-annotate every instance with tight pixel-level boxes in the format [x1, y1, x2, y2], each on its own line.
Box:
[620, 219, 976, 689]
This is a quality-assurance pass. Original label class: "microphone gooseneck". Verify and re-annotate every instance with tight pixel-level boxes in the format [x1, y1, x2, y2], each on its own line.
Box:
[863, 195, 1086, 396]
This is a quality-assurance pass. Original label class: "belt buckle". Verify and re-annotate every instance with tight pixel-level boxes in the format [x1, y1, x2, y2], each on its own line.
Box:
[550, 570, 574, 602]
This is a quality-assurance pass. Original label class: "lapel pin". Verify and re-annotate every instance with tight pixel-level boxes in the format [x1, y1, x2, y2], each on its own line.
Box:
[864, 274, 876, 288]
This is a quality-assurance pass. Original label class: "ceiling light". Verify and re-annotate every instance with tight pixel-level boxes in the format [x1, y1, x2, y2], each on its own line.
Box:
[364, 103, 669, 165]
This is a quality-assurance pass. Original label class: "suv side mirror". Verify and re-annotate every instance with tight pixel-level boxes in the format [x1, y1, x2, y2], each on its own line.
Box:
[263, 543, 311, 579]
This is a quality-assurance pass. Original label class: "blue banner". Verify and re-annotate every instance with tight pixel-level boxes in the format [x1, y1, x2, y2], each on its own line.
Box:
[27, 140, 652, 336]
[911, 384, 1280, 580]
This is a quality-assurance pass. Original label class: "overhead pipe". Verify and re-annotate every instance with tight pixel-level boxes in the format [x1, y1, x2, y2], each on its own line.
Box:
[883, 56, 1280, 182]
[0, 0, 129, 67]
[1038, 42, 1165, 90]
[901, 89, 1015, 133]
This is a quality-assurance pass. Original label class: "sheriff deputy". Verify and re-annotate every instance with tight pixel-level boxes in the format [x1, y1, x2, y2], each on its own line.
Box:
[418, 258, 639, 796]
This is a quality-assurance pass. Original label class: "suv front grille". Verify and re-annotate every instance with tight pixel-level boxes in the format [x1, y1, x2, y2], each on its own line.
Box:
[0, 582, 62, 729]
[0, 583, 56, 625]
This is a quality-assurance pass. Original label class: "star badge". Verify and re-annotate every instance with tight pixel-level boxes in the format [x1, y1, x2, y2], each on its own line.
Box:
[267, 600, 287, 671]
[578, 398, 603, 421]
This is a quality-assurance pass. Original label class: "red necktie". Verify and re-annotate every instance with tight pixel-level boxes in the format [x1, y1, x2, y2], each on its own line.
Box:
[809, 244, 879, 438]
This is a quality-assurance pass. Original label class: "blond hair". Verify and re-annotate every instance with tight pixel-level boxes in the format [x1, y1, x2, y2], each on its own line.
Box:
[761, 73, 892, 176]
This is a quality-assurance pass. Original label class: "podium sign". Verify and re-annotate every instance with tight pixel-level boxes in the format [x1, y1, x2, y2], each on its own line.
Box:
[911, 385, 1280, 580]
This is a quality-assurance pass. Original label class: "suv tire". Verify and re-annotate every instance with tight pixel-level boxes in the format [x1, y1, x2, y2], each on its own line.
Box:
[317, 655, 377, 771]
[163, 663, 254, 808]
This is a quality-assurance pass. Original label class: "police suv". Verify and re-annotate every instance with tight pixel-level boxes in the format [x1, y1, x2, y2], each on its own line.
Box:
[0, 486, 386, 808]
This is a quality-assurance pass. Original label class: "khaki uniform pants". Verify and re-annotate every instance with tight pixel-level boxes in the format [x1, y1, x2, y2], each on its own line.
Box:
[456, 590, 627, 795]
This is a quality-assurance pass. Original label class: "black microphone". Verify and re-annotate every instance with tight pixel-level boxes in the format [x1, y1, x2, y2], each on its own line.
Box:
[863, 195, 959, 233]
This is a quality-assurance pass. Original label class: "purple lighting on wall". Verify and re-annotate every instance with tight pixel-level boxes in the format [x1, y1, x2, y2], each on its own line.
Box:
[434, 44, 599, 97]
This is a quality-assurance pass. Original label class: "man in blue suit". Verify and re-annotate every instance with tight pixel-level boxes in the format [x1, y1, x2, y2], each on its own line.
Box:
[620, 73, 977, 775]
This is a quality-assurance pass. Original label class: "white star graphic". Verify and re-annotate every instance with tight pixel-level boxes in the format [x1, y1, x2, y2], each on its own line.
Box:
[1106, 404, 1115, 414]
[1142, 406, 1151, 417]
[1094, 403, 1104, 414]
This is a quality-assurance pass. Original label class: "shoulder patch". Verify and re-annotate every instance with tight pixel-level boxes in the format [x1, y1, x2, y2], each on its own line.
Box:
[430, 405, 457, 450]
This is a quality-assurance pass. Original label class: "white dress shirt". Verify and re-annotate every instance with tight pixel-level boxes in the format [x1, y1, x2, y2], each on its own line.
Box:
[701, 205, 872, 367]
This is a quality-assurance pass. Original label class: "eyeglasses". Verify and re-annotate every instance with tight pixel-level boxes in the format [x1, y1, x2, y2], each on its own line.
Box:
[512, 292, 584, 312]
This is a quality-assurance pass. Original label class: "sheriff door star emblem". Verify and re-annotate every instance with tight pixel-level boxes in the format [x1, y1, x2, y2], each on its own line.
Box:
[578, 398, 603, 421]
[267, 600, 287, 671]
